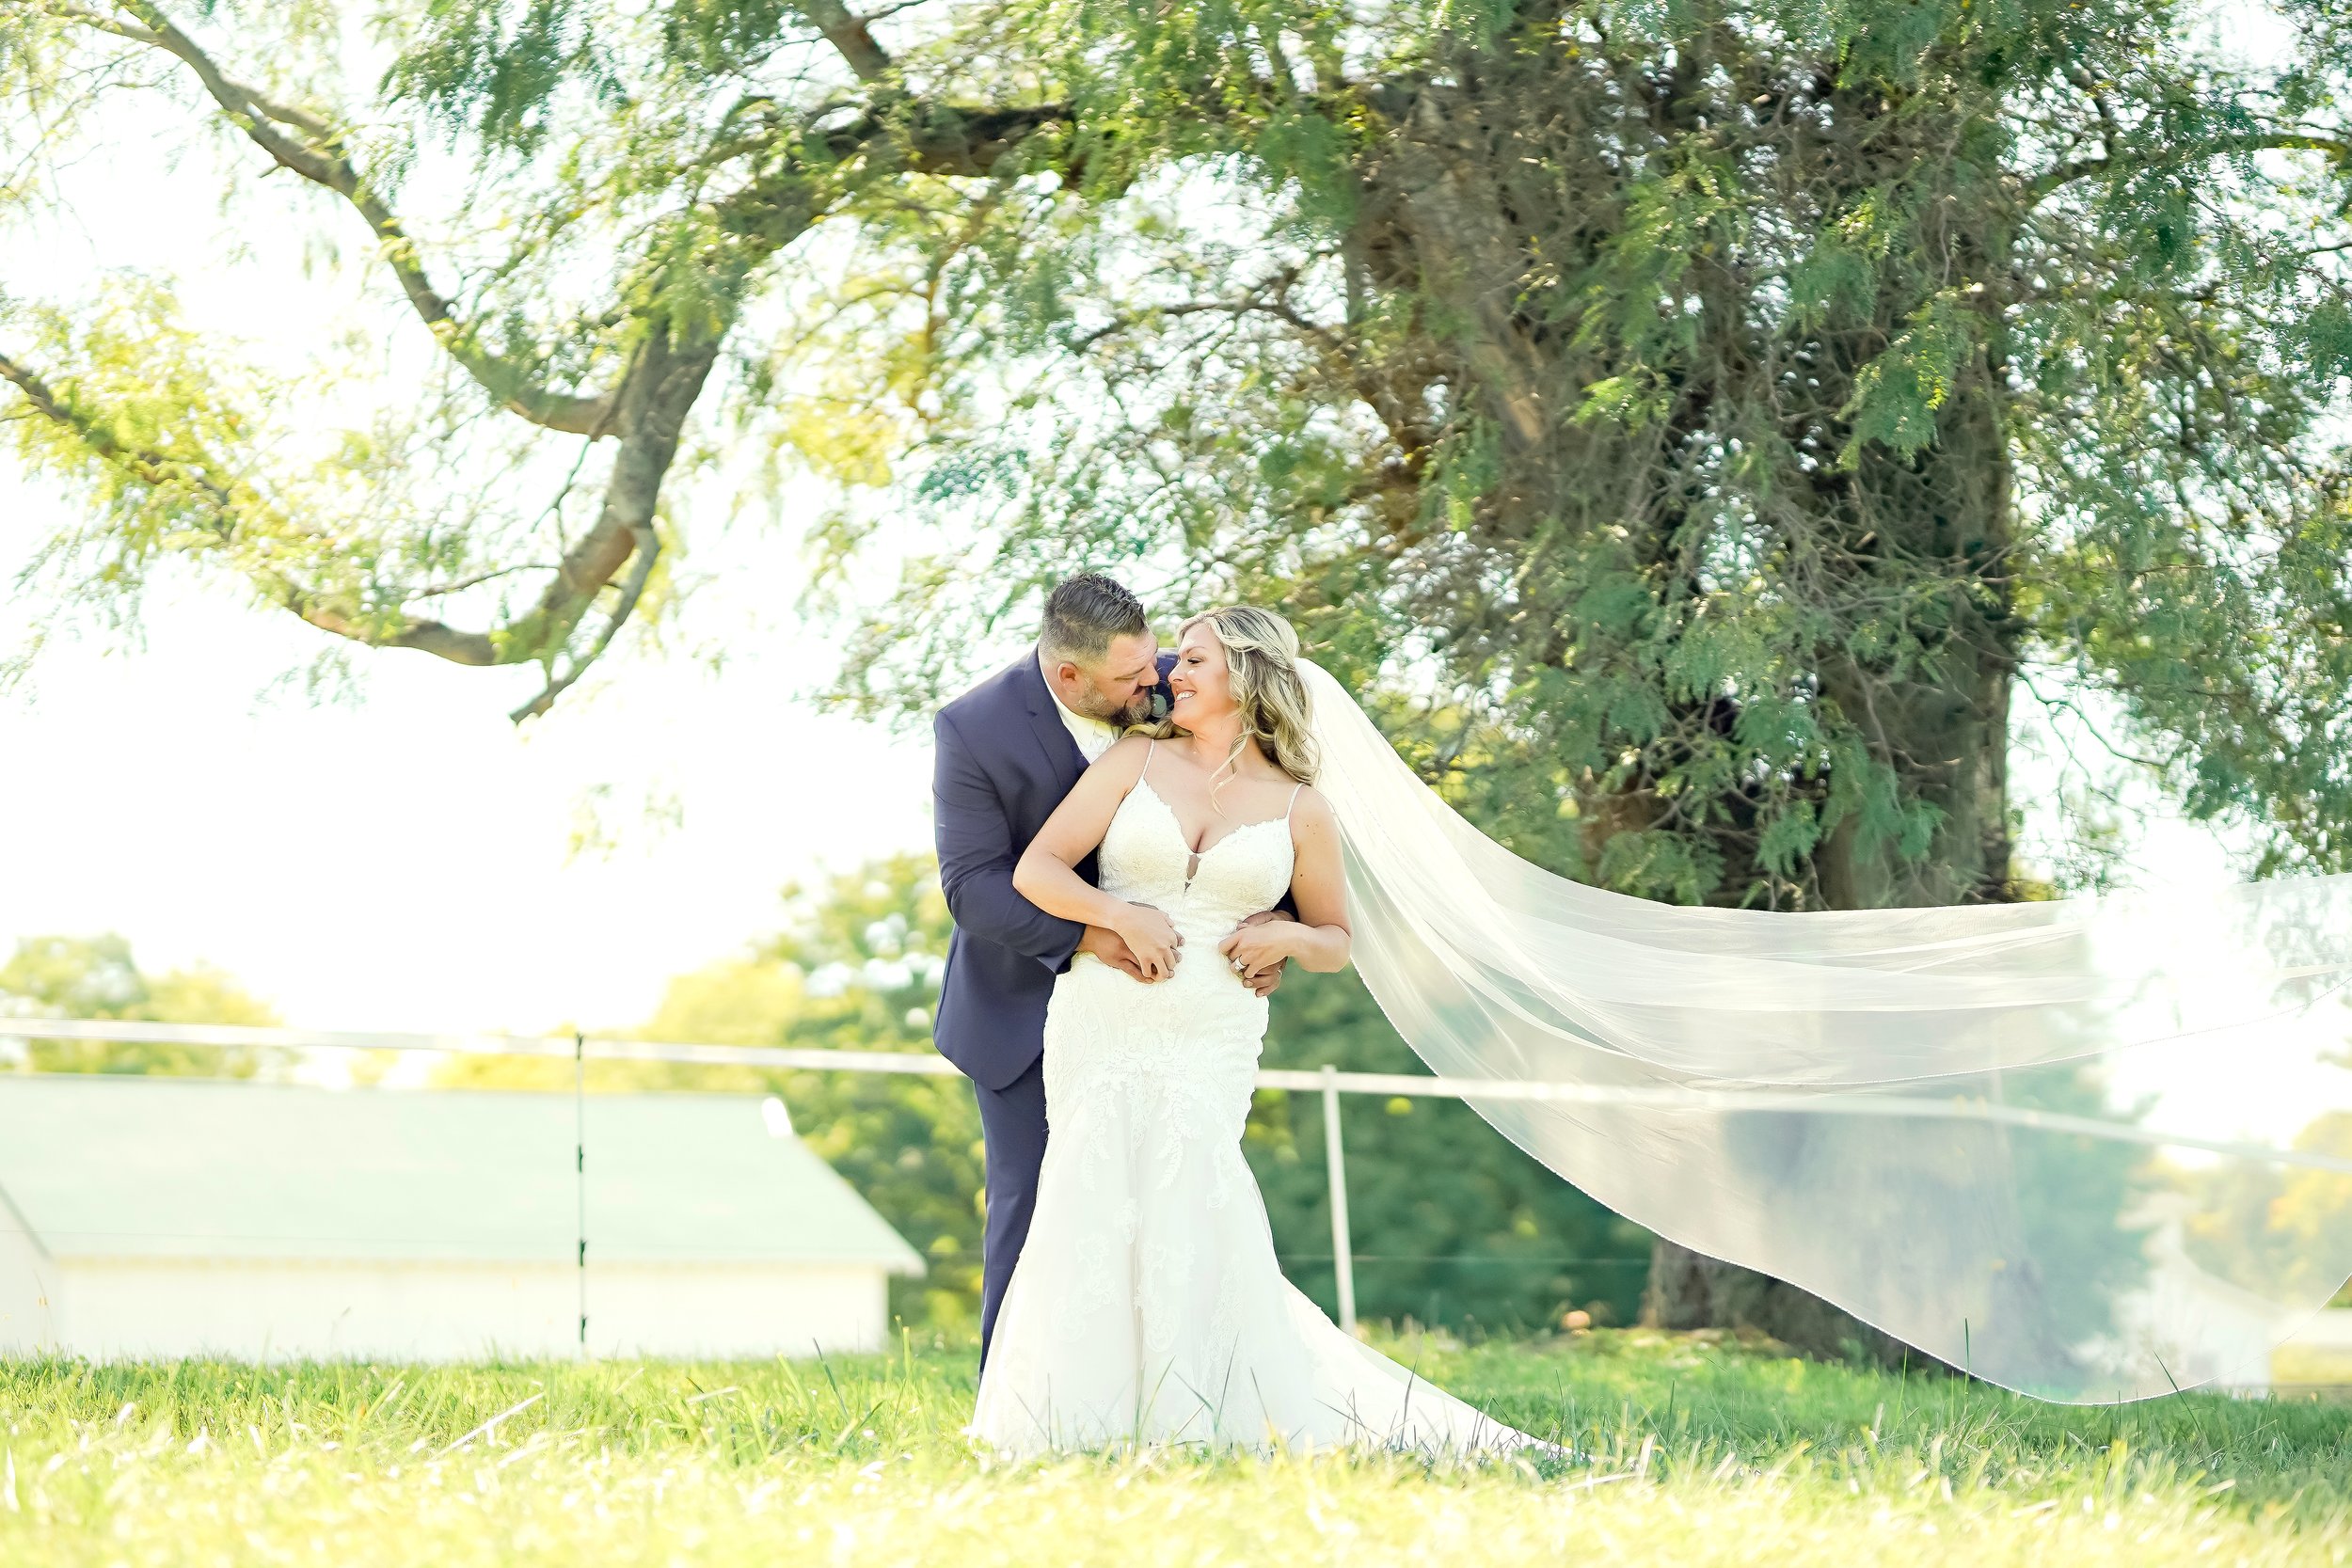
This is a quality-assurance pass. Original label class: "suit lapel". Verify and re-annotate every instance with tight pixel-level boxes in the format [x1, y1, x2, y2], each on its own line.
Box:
[1019, 653, 1088, 790]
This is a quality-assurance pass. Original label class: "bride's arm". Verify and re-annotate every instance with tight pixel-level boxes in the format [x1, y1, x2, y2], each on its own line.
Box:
[1219, 790, 1352, 975]
[1013, 737, 1184, 980]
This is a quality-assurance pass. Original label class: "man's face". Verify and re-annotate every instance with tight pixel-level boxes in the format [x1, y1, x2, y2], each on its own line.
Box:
[1056, 630, 1161, 724]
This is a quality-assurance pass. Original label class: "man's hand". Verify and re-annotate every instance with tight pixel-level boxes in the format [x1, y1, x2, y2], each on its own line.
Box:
[1229, 910, 1291, 997]
[1077, 923, 1160, 982]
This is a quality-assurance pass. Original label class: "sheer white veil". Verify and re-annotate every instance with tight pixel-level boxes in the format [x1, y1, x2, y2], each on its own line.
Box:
[1296, 657, 2352, 1402]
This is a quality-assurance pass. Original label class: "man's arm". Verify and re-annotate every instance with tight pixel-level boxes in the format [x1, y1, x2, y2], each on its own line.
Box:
[933, 707, 1086, 972]
[1013, 737, 1184, 980]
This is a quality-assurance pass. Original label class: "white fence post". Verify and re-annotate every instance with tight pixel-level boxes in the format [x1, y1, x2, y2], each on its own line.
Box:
[1320, 1063, 1357, 1336]
[574, 1029, 588, 1358]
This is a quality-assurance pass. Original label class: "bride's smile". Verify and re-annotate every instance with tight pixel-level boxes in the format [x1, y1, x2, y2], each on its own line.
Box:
[1166, 640, 1230, 721]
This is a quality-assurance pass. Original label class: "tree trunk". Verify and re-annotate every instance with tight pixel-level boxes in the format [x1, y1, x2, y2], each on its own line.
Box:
[1640, 1240, 1957, 1369]
[1640, 352, 2016, 1369]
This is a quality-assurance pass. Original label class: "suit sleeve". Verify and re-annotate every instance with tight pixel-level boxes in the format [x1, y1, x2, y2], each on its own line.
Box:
[933, 708, 1086, 973]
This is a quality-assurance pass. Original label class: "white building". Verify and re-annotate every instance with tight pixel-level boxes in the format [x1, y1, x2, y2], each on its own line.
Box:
[0, 1075, 922, 1361]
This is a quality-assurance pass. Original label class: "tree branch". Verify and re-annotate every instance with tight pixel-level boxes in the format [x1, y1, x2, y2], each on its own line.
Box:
[26, 0, 158, 46]
[821, 100, 1077, 177]
[493, 321, 720, 721]
[2026, 129, 2352, 204]
[0, 343, 230, 515]
[0, 343, 500, 662]
[796, 0, 892, 84]
[408, 562, 561, 598]
[509, 520, 660, 721]
[69, 1, 618, 436]
[8, 5, 1134, 714]
[1067, 277, 1328, 353]
[0, 329, 712, 698]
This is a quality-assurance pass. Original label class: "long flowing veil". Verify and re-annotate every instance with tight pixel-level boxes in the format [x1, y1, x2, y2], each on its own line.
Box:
[1297, 658, 2352, 1402]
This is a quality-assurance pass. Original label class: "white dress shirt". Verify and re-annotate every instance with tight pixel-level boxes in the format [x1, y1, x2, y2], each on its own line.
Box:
[1039, 649, 1120, 764]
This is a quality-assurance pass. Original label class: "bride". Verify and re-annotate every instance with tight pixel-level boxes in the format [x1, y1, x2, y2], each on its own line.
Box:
[972, 605, 1545, 1457]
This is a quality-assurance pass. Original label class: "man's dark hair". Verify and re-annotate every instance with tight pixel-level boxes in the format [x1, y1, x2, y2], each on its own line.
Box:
[1040, 573, 1148, 665]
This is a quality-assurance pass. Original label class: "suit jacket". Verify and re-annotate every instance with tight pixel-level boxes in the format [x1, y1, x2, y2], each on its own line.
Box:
[931, 651, 1176, 1091]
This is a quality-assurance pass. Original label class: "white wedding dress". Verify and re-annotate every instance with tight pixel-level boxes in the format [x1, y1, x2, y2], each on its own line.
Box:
[969, 747, 1546, 1458]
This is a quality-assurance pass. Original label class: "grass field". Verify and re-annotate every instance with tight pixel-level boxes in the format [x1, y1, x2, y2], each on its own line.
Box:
[3, 1329, 2348, 1565]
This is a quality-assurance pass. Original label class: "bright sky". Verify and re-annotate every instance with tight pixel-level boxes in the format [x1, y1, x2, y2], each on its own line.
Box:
[0, 14, 2262, 1041]
[0, 508, 939, 1034]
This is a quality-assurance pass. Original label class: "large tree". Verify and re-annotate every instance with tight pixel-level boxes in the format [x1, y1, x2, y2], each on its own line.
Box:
[5, 0, 2349, 1354]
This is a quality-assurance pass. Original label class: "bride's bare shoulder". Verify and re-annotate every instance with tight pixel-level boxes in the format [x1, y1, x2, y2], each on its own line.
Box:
[1288, 783, 1338, 832]
[1084, 733, 1155, 781]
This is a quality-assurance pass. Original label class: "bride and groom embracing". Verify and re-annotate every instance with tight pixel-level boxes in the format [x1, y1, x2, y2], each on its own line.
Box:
[930, 569, 2352, 1430]
[930, 572, 1545, 1458]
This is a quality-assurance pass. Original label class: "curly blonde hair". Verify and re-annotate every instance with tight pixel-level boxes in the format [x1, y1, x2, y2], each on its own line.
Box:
[1140, 604, 1320, 795]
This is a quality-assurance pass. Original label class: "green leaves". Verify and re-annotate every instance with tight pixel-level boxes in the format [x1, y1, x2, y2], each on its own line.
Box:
[1788, 191, 1901, 330]
[384, 0, 602, 152]
[1840, 291, 1977, 464]
[0, 934, 283, 1077]
[2295, 295, 2352, 385]
[0, 280, 278, 610]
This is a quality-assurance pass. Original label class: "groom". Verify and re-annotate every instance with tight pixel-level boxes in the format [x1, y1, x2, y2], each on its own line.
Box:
[932, 572, 1284, 1359]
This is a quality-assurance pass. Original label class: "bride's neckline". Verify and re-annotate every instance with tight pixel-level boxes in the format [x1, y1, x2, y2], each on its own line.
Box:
[1130, 777, 1294, 886]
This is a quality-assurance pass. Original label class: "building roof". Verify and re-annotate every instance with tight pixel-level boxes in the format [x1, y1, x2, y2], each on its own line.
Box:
[0, 1076, 923, 1273]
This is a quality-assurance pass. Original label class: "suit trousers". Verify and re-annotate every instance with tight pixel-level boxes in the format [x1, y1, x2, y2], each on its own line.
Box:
[973, 1053, 1049, 1368]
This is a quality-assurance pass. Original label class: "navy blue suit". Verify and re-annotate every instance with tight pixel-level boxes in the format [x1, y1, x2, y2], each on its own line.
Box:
[932, 650, 1174, 1358]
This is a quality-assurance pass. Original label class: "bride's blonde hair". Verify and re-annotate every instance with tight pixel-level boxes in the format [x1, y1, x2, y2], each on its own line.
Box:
[1143, 605, 1320, 793]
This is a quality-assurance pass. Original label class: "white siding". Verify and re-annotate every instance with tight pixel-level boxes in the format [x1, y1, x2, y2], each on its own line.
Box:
[0, 1197, 56, 1354]
[589, 1263, 889, 1357]
[49, 1258, 892, 1362]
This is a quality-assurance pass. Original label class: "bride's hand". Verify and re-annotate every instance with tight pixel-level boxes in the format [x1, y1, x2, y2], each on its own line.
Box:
[1112, 901, 1183, 981]
[1217, 919, 1295, 983]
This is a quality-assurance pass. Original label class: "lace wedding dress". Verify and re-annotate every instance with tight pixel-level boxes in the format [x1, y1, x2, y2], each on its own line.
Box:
[969, 747, 1545, 1458]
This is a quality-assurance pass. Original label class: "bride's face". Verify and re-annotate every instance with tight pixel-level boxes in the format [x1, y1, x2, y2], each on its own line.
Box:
[1167, 626, 1235, 725]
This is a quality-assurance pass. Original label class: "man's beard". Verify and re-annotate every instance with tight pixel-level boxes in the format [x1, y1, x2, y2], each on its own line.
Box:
[1073, 689, 1153, 726]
